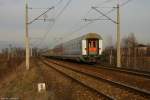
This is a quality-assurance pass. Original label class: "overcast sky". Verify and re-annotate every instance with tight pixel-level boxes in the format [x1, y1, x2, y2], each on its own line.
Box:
[0, 0, 150, 49]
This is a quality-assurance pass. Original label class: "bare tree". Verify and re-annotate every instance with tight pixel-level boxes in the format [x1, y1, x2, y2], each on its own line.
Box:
[121, 33, 138, 67]
[122, 33, 138, 48]
[128, 33, 137, 47]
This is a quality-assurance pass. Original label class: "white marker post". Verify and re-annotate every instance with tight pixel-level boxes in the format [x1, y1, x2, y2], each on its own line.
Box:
[38, 83, 46, 92]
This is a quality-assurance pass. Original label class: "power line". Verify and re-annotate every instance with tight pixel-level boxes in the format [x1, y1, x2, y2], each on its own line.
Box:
[29, 7, 52, 10]
[55, 0, 63, 6]
[121, 0, 135, 6]
[28, 6, 54, 25]
[35, 0, 72, 48]
[29, 0, 64, 47]
[97, 0, 115, 6]
[69, 0, 134, 35]
[92, 6, 117, 24]
[62, 7, 116, 39]
[55, 0, 72, 19]
[69, 0, 115, 32]
[25, 0, 63, 69]
[34, 0, 72, 48]
[60, 0, 116, 40]
[34, 0, 134, 49]
[86, 0, 134, 67]
[42, 0, 115, 47]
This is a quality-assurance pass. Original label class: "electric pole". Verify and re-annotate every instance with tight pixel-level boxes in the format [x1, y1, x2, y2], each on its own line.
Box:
[89, 1, 121, 67]
[90, 6, 121, 67]
[116, 0, 121, 67]
[25, 1, 54, 70]
[25, 0, 30, 70]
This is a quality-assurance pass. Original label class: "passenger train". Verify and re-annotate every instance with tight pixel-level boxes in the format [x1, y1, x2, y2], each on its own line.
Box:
[45, 33, 103, 63]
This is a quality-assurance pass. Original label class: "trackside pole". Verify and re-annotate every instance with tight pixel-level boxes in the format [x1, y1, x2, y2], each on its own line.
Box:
[25, 0, 30, 70]
[116, 1, 121, 67]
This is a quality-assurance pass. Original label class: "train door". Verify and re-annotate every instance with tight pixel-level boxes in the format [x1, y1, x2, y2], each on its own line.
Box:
[88, 39, 99, 55]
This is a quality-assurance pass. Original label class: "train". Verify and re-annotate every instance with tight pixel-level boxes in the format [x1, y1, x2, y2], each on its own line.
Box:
[45, 33, 103, 63]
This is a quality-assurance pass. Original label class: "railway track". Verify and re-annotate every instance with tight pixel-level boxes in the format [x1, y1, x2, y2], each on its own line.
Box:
[40, 59, 114, 100]
[48, 58, 150, 91]
[95, 63, 150, 79]
[41, 58, 150, 100]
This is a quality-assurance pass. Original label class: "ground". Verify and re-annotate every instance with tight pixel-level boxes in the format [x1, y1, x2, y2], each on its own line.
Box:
[0, 58, 104, 100]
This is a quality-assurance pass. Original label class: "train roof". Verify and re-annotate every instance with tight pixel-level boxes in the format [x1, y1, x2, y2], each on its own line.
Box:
[53, 33, 102, 49]
[82, 33, 102, 40]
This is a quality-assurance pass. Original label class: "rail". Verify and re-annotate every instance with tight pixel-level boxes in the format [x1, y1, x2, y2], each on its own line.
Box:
[41, 58, 150, 99]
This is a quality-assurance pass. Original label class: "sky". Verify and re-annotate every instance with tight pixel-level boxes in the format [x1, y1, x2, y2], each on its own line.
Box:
[0, 0, 150, 49]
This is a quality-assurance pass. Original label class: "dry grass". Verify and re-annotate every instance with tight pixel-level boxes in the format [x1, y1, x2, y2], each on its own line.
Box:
[0, 58, 50, 100]
[0, 57, 24, 78]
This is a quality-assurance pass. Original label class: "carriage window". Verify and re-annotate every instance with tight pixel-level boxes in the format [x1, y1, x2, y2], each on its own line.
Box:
[93, 41, 96, 47]
[89, 41, 96, 48]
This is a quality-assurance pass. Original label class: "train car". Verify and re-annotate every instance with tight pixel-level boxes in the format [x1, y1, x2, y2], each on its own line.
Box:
[49, 33, 103, 63]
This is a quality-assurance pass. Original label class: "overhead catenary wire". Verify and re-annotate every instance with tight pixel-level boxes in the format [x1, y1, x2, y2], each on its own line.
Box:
[34, 0, 116, 49]
[61, 0, 135, 40]
[35, 0, 115, 49]
[61, 7, 116, 40]
[91, 6, 117, 24]
[60, 0, 116, 39]
[29, 0, 63, 10]
[66, 0, 115, 34]
[121, 0, 135, 6]
[29, 0, 64, 47]
[33, 0, 135, 49]
[97, 0, 116, 6]
[28, 6, 55, 25]
[34, 0, 72, 48]
[29, 7, 53, 10]
[55, 0, 72, 19]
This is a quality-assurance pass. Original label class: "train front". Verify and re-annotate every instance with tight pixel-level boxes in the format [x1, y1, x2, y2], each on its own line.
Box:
[82, 33, 102, 63]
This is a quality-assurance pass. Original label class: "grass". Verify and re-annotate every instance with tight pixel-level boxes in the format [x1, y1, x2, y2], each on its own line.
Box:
[0, 58, 50, 100]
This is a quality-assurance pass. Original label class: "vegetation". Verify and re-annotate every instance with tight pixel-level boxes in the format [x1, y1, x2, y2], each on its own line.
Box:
[102, 33, 150, 71]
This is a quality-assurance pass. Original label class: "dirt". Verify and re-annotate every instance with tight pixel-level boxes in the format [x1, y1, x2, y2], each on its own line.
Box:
[0, 58, 49, 100]
[0, 57, 109, 100]
[38, 59, 108, 100]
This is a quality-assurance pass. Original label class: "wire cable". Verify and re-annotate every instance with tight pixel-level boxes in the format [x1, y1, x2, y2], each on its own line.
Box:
[34, 0, 72, 48]
[64, 0, 134, 39]
[34, 0, 134, 49]
[41, 0, 115, 48]
[30, 0, 64, 48]
[121, 0, 135, 6]
[61, 7, 116, 40]
[28, 6, 54, 25]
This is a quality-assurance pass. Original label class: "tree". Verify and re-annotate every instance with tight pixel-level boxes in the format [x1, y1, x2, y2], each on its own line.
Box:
[122, 33, 138, 48]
